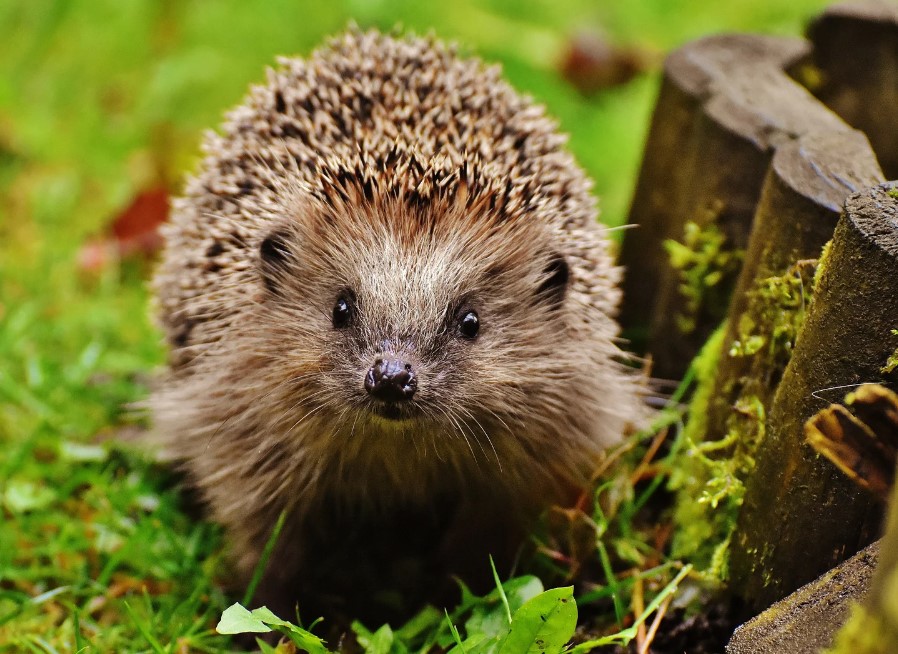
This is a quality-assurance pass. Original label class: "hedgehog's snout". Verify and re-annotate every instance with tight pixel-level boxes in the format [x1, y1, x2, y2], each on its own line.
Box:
[365, 357, 418, 403]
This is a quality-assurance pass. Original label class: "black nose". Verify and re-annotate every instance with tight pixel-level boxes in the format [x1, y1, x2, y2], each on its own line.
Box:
[365, 358, 417, 402]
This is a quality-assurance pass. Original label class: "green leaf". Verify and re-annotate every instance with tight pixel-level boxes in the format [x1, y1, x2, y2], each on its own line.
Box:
[455, 578, 482, 615]
[256, 638, 279, 654]
[467, 577, 545, 641]
[352, 620, 374, 642]
[284, 626, 331, 654]
[466, 603, 511, 641]
[502, 577, 544, 614]
[216, 603, 272, 634]
[394, 605, 443, 642]
[251, 606, 292, 627]
[463, 634, 506, 654]
[219, 604, 331, 653]
[498, 587, 577, 654]
[353, 620, 401, 654]
[59, 440, 107, 462]
[364, 624, 395, 654]
[4, 479, 55, 514]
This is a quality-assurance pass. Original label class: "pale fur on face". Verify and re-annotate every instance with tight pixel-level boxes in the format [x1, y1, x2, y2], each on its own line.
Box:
[153, 161, 628, 511]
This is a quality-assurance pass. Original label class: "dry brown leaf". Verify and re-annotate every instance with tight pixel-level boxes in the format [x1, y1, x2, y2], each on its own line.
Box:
[805, 383, 898, 500]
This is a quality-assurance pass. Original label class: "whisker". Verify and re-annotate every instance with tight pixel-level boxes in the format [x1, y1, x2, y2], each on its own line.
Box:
[437, 404, 478, 465]
[456, 403, 501, 471]
[201, 371, 319, 453]
[811, 383, 870, 401]
[287, 401, 330, 434]
[348, 407, 363, 438]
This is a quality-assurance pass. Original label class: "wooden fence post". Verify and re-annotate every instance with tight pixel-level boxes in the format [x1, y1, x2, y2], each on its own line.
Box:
[729, 183, 898, 613]
[828, 469, 898, 653]
[618, 34, 849, 380]
[701, 130, 882, 453]
[801, 1, 898, 178]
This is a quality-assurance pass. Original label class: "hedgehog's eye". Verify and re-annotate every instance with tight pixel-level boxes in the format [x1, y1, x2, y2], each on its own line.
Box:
[458, 310, 480, 340]
[536, 253, 570, 309]
[332, 294, 354, 329]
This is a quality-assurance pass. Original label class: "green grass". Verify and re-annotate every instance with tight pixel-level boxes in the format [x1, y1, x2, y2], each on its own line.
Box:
[1, 1, 831, 651]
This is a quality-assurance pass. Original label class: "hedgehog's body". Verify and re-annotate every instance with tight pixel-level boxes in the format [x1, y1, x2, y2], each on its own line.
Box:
[151, 30, 642, 618]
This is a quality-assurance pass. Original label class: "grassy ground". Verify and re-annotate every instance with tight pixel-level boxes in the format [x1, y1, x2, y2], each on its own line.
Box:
[1, 1, 830, 652]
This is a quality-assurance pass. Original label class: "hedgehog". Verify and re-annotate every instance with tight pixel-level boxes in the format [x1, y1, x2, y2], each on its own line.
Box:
[149, 28, 645, 620]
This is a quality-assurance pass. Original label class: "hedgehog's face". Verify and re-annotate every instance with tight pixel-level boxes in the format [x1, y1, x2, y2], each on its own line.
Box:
[255, 201, 590, 462]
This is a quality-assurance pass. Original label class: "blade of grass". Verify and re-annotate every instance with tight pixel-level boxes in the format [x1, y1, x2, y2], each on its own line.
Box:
[22, 636, 61, 654]
[489, 555, 512, 625]
[445, 609, 466, 654]
[578, 562, 677, 604]
[569, 564, 693, 652]
[242, 509, 287, 606]
[73, 609, 86, 653]
[596, 541, 625, 625]
[166, 579, 211, 640]
[123, 600, 166, 654]
[638, 592, 672, 654]
[633, 564, 692, 628]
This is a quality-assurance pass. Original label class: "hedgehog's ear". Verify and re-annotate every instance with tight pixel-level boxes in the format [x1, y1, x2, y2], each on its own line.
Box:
[259, 228, 294, 294]
[536, 253, 569, 309]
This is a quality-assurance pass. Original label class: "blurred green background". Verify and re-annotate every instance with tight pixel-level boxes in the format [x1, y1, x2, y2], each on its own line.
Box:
[1, 0, 832, 243]
[0, 0, 832, 650]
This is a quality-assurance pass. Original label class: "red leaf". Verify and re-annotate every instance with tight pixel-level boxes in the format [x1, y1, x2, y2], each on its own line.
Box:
[560, 31, 651, 96]
[79, 187, 169, 272]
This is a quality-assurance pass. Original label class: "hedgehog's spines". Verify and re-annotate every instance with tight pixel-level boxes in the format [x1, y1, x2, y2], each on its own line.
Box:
[150, 30, 646, 614]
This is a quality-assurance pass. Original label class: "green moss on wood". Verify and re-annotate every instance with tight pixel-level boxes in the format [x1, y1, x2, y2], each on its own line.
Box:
[812, 238, 833, 291]
[826, 604, 892, 654]
[668, 324, 735, 574]
[664, 215, 744, 334]
[880, 329, 898, 374]
[729, 260, 816, 372]
[669, 259, 818, 578]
